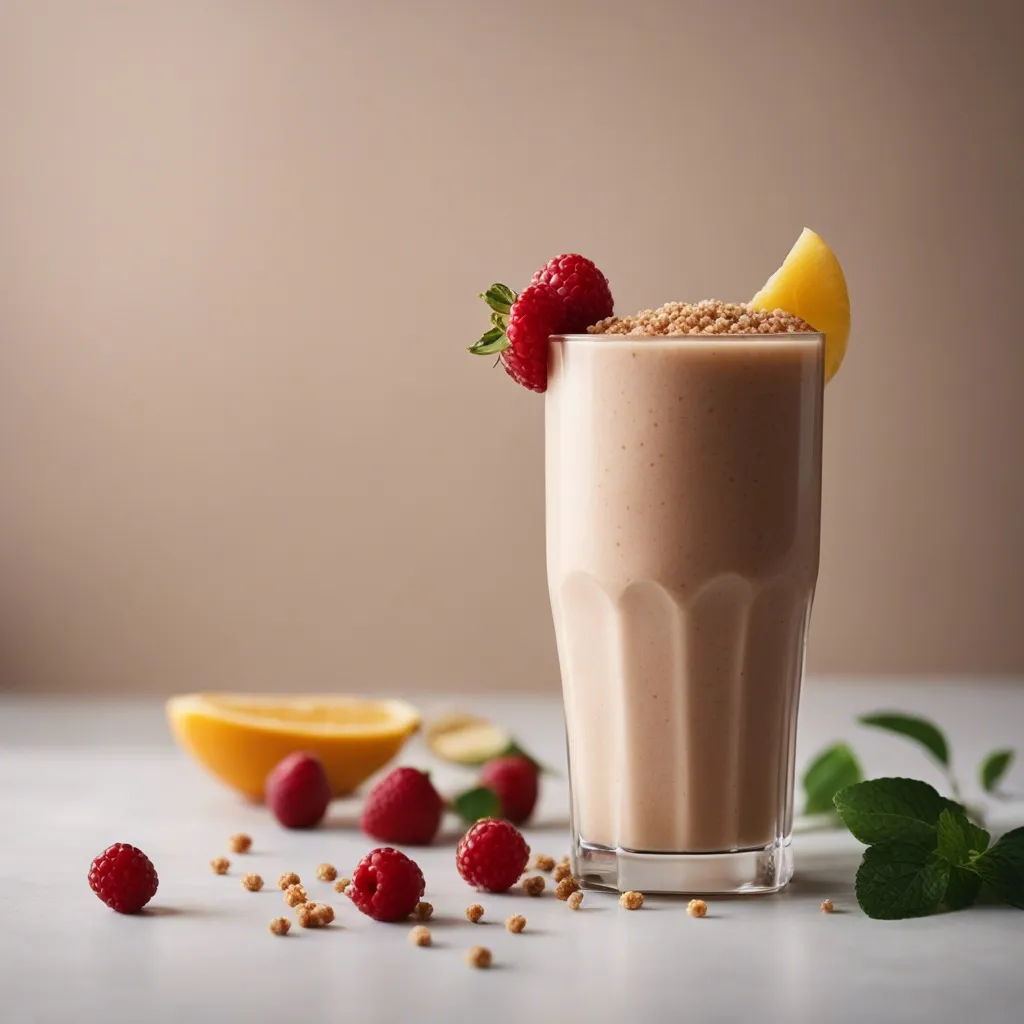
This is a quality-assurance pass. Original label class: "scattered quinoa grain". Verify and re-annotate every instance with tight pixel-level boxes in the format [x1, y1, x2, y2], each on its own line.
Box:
[241, 873, 264, 892]
[552, 862, 572, 883]
[333, 876, 351, 894]
[316, 863, 337, 882]
[228, 833, 252, 854]
[278, 872, 300, 890]
[466, 946, 492, 969]
[465, 904, 485, 923]
[820, 899, 835, 914]
[268, 916, 291, 936]
[620, 891, 645, 910]
[687, 898, 708, 918]
[296, 902, 334, 928]
[555, 877, 581, 901]
[567, 891, 584, 910]
[506, 914, 527, 933]
[284, 884, 308, 907]
[533, 854, 555, 872]
[408, 925, 432, 947]
[522, 876, 545, 897]
[412, 901, 433, 922]
[210, 856, 230, 875]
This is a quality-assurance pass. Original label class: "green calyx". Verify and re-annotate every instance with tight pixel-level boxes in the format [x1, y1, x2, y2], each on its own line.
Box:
[468, 283, 517, 355]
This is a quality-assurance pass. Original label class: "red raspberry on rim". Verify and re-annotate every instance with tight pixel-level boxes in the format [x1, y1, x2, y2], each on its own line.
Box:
[348, 847, 425, 922]
[360, 767, 444, 845]
[456, 818, 530, 893]
[468, 254, 613, 393]
[531, 253, 613, 333]
[501, 283, 565, 392]
[88, 843, 159, 914]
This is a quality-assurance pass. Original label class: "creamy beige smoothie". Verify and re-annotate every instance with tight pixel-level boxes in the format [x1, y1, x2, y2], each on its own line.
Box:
[547, 309, 824, 893]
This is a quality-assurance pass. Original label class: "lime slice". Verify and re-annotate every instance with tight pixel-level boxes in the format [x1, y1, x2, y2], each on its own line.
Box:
[425, 713, 514, 765]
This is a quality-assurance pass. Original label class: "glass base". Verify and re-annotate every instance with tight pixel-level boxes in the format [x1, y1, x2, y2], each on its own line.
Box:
[572, 835, 793, 895]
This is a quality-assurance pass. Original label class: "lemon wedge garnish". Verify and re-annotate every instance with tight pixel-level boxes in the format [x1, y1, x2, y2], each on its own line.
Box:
[750, 227, 850, 382]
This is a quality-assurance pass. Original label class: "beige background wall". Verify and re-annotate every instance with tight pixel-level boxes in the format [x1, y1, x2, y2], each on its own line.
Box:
[1, 0, 1021, 695]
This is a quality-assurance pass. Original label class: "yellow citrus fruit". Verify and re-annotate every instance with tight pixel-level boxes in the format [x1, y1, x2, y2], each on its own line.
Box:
[166, 693, 420, 800]
[750, 227, 851, 382]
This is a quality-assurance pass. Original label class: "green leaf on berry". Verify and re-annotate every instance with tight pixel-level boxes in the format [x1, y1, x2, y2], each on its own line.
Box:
[468, 327, 509, 355]
[452, 785, 502, 823]
[479, 283, 516, 315]
[490, 310, 510, 332]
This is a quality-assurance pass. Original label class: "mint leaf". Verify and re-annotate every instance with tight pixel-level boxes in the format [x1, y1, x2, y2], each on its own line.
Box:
[468, 327, 509, 355]
[479, 283, 516, 315]
[855, 843, 950, 920]
[803, 742, 863, 815]
[936, 809, 970, 865]
[834, 777, 948, 848]
[965, 821, 991, 854]
[971, 826, 1024, 909]
[452, 785, 502, 823]
[980, 749, 1014, 793]
[944, 867, 982, 910]
[858, 712, 950, 768]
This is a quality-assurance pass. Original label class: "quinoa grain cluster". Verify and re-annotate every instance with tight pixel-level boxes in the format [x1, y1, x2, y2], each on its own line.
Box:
[589, 300, 814, 337]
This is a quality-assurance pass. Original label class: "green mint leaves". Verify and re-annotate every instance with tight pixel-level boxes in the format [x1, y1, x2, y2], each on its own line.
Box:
[854, 843, 949, 920]
[802, 742, 863, 816]
[803, 708, 1016, 818]
[971, 827, 1024, 909]
[981, 749, 1015, 797]
[469, 284, 517, 355]
[858, 712, 950, 767]
[833, 777, 952, 848]
[835, 777, 1022, 919]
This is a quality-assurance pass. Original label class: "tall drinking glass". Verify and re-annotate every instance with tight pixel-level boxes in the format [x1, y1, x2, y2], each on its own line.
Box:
[546, 332, 824, 894]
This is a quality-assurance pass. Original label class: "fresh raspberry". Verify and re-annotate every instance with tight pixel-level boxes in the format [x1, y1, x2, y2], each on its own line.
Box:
[531, 253, 613, 333]
[88, 843, 159, 914]
[348, 847, 426, 922]
[360, 767, 444, 846]
[456, 818, 530, 893]
[265, 752, 331, 829]
[479, 755, 539, 825]
[501, 283, 566, 393]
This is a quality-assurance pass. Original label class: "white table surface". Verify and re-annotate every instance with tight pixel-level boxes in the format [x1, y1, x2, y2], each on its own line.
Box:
[3, 680, 1023, 1024]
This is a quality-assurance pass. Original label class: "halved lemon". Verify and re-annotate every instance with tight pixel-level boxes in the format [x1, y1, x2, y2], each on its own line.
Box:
[750, 227, 851, 382]
[167, 693, 420, 800]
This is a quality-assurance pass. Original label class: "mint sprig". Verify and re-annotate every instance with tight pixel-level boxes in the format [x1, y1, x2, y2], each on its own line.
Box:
[835, 777, 1023, 919]
[802, 742, 863, 817]
[981, 749, 1015, 798]
[802, 709, 1016, 822]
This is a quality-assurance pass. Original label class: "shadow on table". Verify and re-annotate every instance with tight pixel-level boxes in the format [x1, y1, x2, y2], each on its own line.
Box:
[783, 846, 860, 900]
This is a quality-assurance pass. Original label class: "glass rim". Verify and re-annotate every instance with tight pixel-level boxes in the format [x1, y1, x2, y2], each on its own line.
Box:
[550, 331, 825, 343]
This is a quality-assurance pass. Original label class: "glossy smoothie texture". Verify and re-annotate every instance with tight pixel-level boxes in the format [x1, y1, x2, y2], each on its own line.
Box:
[546, 334, 824, 854]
